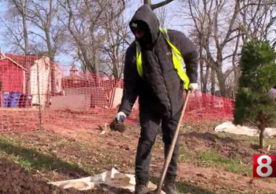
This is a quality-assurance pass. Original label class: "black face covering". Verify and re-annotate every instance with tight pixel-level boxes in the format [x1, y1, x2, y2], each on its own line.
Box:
[137, 31, 152, 48]
[130, 21, 152, 48]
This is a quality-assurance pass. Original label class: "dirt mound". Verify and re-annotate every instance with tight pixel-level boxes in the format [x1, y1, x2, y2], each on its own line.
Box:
[0, 158, 132, 194]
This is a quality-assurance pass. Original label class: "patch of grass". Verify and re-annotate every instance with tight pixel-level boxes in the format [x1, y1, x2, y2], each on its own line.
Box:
[180, 121, 222, 134]
[196, 150, 252, 175]
[216, 132, 256, 143]
[178, 140, 252, 176]
[0, 134, 91, 177]
[178, 143, 193, 162]
[0, 132, 136, 177]
[150, 177, 215, 194]
[151, 176, 267, 194]
[216, 132, 276, 150]
[56, 139, 68, 148]
[176, 181, 215, 194]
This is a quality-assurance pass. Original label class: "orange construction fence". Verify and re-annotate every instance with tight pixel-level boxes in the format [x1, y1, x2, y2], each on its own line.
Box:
[0, 53, 234, 134]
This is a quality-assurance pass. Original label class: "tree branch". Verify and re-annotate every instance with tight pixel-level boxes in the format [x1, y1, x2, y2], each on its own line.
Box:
[221, 0, 240, 48]
[223, 53, 241, 61]
[28, 31, 47, 42]
[240, 2, 276, 11]
[151, 0, 174, 10]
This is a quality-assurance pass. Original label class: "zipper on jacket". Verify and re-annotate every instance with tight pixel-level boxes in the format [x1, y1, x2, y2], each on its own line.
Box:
[154, 50, 172, 116]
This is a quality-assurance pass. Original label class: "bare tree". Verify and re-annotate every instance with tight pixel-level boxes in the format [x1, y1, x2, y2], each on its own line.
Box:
[154, 6, 168, 27]
[57, 0, 105, 85]
[101, 1, 131, 79]
[181, 0, 276, 97]
[1, 0, 29, 54]
[227, 0, 276, 95]
[27, 0, 67, 96]
[180, 0, 218, 94]
[1, 0, 69, 96]
[58, 0, 126, 85]
[238, 0, 276, 47]
[1, 0, 31, 95]
[27, 0, 66, 61]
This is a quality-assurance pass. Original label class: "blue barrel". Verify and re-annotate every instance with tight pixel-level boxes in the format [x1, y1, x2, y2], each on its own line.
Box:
[8, 92, 21, 108]
[2, 91, 10, 108]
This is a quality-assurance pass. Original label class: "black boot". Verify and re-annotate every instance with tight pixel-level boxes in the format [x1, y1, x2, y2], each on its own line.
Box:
[162, 175, 178, 194]
[134, 178, 149, 194]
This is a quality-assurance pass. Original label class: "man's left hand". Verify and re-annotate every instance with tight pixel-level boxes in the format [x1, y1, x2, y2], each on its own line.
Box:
[188, 83, 198, 92]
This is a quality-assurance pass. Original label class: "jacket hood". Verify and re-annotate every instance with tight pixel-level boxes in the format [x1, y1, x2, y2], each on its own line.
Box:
[129, 4, 160, 43]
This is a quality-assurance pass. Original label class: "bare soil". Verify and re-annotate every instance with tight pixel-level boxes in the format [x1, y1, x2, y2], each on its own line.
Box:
[0, 157, 133, 194]
[0, 109, 276, 193]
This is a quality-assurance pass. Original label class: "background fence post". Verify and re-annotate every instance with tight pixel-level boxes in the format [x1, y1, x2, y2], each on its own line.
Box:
[36, 55, 43, 131]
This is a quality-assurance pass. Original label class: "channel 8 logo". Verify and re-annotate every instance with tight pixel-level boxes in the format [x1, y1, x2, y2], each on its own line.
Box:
[253, 155, 276, 178]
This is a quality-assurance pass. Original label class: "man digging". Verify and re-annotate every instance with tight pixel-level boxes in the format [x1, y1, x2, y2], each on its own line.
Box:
[112, 4, 198, 194]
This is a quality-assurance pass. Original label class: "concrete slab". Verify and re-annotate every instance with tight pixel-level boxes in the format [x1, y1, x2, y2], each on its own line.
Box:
[64, 87, 107, 107]
[110, 88, 139, 110]
[50, 95, 90, 110]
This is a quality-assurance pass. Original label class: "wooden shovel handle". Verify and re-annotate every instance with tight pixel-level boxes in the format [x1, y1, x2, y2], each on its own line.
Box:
[155, 90, 191, 194]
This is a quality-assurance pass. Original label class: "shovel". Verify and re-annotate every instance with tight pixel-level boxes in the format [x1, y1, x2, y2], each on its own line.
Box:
[146, 90, 191, 194]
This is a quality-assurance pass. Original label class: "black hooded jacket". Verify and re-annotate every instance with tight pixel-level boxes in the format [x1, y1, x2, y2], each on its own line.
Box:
[118, 4, 198, 118]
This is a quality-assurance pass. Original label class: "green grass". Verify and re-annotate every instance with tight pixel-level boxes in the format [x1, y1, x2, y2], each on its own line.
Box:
[178, 131, 255, 176]
[178, 144, 193, 162]
[178, 144, 252, 176]
[196, 150, 252, 175]
[216, 131, 276, 147]
[178, 120, 276, 178]
[150, 177, 216, 194]
[150, 176, 271, 194]
[0, 134, 91, 176]
[180, 121, 223, 133]
[0, 133, 135, 177]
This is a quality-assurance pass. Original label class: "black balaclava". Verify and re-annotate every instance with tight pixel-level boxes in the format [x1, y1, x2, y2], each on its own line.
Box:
[130, 21, 152, 48]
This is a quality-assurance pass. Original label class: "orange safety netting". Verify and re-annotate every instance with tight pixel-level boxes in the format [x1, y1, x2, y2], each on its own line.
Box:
[0, 54, 234, 133]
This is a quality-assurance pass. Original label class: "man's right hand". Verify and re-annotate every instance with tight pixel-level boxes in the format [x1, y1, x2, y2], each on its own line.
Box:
[268, 87, 276, 100]
[188, 83, 198, 92]
[116, 111, 126, 122]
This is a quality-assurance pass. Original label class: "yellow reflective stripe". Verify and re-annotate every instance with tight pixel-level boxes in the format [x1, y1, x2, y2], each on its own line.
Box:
[160, 28, 190, 89]
[136, 43, 143, 77]
[136, 28, 190, 89]
[160, 29, 182, 56]
[173, 54, 190, 89]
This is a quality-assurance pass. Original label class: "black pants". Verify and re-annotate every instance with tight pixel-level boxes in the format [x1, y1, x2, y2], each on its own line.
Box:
[135, 105, 182, 182]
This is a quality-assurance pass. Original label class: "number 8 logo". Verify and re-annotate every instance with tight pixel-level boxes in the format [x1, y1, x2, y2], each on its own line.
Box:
[257, 155, 273, 177]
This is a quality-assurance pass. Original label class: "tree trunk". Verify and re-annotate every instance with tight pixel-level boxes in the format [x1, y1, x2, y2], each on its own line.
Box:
[200, 60, 204, 92]
[202, 63, 209, 93]
[22, 3, 30, 95]
[94, 48, 100, 87]
[50, 63, 55, 96]
[257, 110, 266, 149]
[46, 29, 56, 97]
[199, 39, 205, 92]
[259, 126, 265, 149]
[49, 52, 55, 97]
[211, 67, 215, 95]
[144, 0, 151, 4]
[216, 67, 226, 97]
